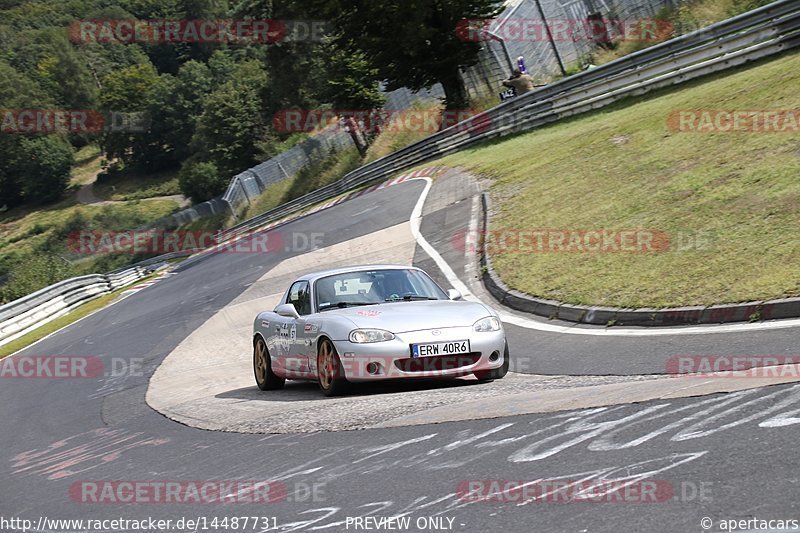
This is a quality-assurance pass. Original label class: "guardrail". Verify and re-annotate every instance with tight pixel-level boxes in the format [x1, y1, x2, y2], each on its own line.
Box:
[0, 268, 142, 348]
[216, 0, 800, 243]
[0, 249, 199, 349]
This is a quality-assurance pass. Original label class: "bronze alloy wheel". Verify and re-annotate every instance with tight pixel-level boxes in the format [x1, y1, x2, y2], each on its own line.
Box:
[317, 339, 348, 396]
[253, 337, 285, 391]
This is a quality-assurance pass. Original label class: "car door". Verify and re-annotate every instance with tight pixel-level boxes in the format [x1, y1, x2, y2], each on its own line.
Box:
[283, 281, 313, 377]
[268, 308, 292, 376]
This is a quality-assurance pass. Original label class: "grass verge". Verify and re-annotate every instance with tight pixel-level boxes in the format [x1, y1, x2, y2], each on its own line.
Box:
[436, 51, 800, 308]
[244, 148, 363, 221]
[364, 100, 445, 163]
[587, 0, 776, 68]
[0, 199, 181, 303]
[0, 200, 180, 260]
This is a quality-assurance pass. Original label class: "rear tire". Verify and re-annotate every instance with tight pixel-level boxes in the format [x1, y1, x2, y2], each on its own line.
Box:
[317, 338, 349, 397]
[254, 337, 285, 391]
[474, 342, 510, 382]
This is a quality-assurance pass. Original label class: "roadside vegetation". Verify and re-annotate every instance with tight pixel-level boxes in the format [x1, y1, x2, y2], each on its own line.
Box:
[585, 0, 777, 68]
[364, 101, 447, 163]
[70, 145, 103, 187]
[0, 199, 179, 304]
[93, 168, 182, 202]
[244, 148, 363, 221]
[437, 51, 800, 308]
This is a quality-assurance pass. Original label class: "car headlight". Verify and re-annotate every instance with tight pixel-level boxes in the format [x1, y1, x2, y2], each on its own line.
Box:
[473, 316, 502, 332]
[349, 329, 396, 343]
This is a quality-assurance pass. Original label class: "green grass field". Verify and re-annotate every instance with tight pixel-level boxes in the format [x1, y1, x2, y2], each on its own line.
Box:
[1, 144, 183, 301]
[437, 51, 800, 308]
[0, 200, 181, 260]
[70, 145, 103, 187]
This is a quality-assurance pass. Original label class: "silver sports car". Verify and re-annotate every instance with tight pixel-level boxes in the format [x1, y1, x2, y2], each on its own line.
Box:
[252, 265, 509, 396]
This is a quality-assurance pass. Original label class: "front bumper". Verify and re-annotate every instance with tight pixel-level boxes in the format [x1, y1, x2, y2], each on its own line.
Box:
[333, 326, 506, 382]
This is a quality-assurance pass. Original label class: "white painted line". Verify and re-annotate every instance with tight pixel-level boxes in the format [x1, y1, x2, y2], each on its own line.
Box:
[408, 177, 800, 337]
[463, 196, 480, 283]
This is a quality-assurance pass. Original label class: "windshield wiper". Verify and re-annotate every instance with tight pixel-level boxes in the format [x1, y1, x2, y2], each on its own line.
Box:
[385, 295, 439, 302]
[318, 302, 377, 312]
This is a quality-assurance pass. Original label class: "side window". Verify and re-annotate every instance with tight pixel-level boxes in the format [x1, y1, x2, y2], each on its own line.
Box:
[286, 281, 311, 316]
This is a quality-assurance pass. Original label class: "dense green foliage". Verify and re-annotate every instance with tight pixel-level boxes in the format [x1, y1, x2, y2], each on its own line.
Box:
[306, 0, 505, 109]
[0, 254, 77, 303]
[0, 200, 180, 303]
[0, 0, 387, 208]
[1, 0, 508, 211]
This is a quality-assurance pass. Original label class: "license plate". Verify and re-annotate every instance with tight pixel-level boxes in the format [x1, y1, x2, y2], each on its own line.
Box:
[411, 340, 470, 358]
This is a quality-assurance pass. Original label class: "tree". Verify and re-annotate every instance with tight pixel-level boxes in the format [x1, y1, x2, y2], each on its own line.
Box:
[98, 62, 160, 167]
[178, 160, 223, 202]
[319, 42, 386, 155]
[138, 59, 215, 169]
[99, 62, 159, 111]
[0, 59, 58, 208]
[16, 136, 75, 203]
[310, 0, 505, 109]
[41, 31, 98, 109]
[0, 135, 73, 208]
[161, 60, 214, 157]
[0, 136, 24, 208]
[188, 60, 268, 177]
[318, 42, 385, 111]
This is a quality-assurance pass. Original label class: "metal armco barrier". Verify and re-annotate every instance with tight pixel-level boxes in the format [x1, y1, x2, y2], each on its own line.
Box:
[0, 247, 202, 349]
[216, 0, 800, 243]
[0, 269, 134, 348]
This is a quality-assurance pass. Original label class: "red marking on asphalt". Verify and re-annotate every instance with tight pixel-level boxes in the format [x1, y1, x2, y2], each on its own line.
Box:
[11, 428, 170, 480]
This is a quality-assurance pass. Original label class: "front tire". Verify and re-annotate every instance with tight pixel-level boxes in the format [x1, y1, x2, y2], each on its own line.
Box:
[254, 337, 285, 391]
[317, 338, 349, 397]
[474, 342, 510, 382]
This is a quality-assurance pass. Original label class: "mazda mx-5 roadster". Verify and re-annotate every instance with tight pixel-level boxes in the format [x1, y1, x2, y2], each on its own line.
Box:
[252, 265, 509, 396]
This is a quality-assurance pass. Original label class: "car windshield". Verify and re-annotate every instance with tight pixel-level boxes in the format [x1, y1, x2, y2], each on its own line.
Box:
[315, 269, 448, 312]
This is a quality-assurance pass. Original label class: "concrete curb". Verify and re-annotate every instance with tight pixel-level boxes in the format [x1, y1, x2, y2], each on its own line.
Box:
[478, 193, 800, 327]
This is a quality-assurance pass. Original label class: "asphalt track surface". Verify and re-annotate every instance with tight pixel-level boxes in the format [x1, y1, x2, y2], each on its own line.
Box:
[1, 178, 798, 533]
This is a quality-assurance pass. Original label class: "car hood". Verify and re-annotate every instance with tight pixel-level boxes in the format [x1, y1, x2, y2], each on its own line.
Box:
[323, 300, 494, 333]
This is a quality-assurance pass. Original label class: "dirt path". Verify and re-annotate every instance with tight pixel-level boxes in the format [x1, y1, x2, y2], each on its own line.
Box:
[74, 171, 191, 208]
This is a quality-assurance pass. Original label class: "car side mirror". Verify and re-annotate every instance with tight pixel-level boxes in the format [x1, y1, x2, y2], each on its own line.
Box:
[275, 304, 300, 319]
[448, 289, 463, 301]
